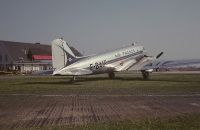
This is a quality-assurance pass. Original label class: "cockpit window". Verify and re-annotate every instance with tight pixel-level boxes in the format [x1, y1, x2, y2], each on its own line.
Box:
[145, 63, 153, 66]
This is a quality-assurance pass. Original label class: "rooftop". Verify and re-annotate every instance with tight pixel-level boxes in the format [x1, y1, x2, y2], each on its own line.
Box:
[0, 40, 82, 62]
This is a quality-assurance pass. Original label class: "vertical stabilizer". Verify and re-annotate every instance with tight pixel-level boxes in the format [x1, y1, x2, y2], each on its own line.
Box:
[51, 38, 76, 71]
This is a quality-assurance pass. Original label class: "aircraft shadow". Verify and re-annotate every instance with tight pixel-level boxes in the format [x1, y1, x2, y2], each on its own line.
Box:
[23, 80, 82, 85]
[76, 76, 200, 83]
[77, 77, 143, 82]
[24, 77, 144, 85]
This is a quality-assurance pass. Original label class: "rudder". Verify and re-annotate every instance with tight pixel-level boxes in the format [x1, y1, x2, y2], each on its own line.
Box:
[51, 38, 76, 71]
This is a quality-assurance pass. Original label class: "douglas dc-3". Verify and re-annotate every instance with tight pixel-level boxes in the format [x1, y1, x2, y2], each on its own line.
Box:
[52, 38, 163, 80]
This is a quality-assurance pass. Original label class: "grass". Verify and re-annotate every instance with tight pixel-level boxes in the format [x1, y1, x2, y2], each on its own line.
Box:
[1, 73, 200, 130]
[0, 73, 200, 95]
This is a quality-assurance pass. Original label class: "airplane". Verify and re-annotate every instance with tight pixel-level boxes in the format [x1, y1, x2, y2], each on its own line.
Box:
[51, 38, 163, 80]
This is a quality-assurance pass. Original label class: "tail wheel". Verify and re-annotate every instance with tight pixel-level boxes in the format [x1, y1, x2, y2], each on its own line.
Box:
[108, 72, 115, 79]
[141, 70, 149, 80]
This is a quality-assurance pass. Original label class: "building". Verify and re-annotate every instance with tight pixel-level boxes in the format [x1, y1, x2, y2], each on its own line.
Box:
[0, 40, 81, 74]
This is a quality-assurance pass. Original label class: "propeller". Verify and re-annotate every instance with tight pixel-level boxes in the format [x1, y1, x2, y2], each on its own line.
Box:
[156, 52, 164, 59]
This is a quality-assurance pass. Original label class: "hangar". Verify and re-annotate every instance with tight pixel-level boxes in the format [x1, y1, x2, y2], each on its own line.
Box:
[0, 40, 81, 74]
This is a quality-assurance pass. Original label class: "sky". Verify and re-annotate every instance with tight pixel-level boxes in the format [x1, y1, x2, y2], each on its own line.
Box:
[0, 0, 200, 59]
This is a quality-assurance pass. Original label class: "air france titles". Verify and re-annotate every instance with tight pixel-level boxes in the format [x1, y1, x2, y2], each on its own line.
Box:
[115, 48, 136, 58]
[90, 60, 106, 70]
[122, 48, 136, 56]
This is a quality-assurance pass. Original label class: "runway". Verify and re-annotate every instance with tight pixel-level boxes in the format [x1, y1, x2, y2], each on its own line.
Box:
[1, 94, 200, 129]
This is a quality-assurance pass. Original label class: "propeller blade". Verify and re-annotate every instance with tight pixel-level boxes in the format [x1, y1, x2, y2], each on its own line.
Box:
[156, 52, 164, 59]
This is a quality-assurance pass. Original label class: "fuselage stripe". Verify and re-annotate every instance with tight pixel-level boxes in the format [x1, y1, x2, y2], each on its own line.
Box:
[105, 50, 143, 65]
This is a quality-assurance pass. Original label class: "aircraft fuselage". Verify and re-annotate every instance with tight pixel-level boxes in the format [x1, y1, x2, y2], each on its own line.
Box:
[53, 45, 146, 75]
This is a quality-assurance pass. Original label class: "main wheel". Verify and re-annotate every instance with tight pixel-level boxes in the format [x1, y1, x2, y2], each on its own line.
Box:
[141, 70, 149, 80]
[108, 72, 115, 79]
[70, 76, 76, 82]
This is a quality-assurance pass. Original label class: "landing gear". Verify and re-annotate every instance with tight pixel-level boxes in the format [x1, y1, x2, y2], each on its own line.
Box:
[141, 70, 149, 80]
[70, 76, 76, 82]
[108, 72, 115, 79]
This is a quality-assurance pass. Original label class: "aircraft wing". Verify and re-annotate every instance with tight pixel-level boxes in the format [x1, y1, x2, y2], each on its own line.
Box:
[127, 56, 156, 72]
[104, 59, 138, 71]
[103, 56, 155, 72]
[111, 52, 164, 72]
[53, 67, 93, 76]
[67, 68, 93, 75]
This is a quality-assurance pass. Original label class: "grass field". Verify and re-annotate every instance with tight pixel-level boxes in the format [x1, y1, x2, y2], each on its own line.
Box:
[0, 73, 200, 129]
[0, 73, 200, 95]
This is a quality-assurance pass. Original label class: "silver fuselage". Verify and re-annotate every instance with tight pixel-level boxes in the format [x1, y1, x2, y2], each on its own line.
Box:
[53, 45, 146, 75]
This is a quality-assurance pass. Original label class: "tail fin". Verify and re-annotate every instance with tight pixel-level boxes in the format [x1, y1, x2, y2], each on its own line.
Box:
[51, 38, 77, 71]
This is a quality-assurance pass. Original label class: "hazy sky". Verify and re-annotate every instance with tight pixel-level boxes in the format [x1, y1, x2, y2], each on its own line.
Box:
[0, 0, 200, 59]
